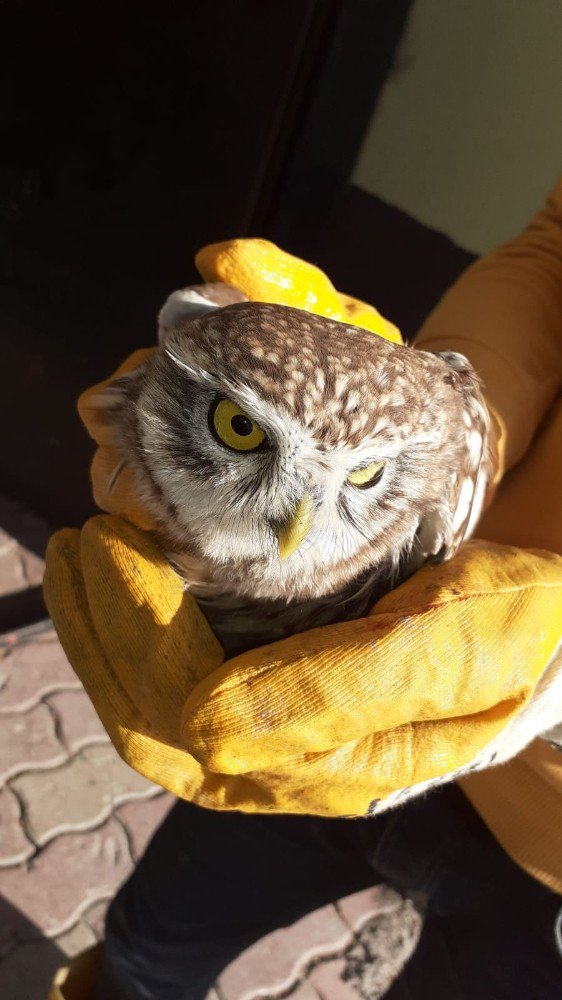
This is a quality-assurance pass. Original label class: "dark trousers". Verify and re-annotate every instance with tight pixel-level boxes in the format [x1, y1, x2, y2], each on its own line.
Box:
[96, 785, 562, 999]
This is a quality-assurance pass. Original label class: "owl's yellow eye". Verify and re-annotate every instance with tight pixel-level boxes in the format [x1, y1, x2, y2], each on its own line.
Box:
[348, 461, 385, 488]
[210, 398, 267, 452]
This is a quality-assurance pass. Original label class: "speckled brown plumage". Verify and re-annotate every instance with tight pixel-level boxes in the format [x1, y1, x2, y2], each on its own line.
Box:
[100, 293, 496, 655]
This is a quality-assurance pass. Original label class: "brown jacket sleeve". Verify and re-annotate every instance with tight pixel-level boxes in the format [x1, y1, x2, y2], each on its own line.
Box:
[415, 177, 562, 477]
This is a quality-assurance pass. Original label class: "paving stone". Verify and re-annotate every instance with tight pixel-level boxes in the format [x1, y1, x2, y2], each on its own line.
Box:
[0, 628, 81, 713]
[82, 899, 110, 941]
[56, 919, 98, 958]
[337, 885, 404, 933]
[0, 495, 51, 559]
[0, 784, 35, 866]
[0, 494, 47, 600]
[217, 904, 351, 1000]
[309, 958, 360, 999]
[287, 982, 321, 1000]
[11, 742, 160, 846]
[0, 701, 67, 783]
[0, 937, 63, 1000]
[0, 816, 133, 945]
[47, 688, 109, 752]
[18, 546, 45, 588]
[0, 534, 27, 595]
[342, 900, 423, 1000]
[117, 791, 174, 860]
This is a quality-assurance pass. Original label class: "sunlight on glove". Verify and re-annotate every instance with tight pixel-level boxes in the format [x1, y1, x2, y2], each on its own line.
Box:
[44, 238, 562, 817]
[44, 518, 562, 816]
[195, 239, 403, 343]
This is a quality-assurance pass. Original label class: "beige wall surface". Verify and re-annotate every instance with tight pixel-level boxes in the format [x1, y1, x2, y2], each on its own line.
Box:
[352, 0, 562, 254]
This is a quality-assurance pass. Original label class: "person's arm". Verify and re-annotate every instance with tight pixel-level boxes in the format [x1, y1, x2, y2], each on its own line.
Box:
[416, 177, 562, 477]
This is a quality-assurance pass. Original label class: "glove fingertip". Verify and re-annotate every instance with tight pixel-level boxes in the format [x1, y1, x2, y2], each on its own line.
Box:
[44, 529, 82, 604]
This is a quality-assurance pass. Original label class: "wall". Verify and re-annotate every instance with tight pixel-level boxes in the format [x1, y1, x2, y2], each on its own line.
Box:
[352, 0, 562, 254]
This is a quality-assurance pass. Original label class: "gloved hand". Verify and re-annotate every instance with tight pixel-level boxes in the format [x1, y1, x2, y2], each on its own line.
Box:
[44, 512, 562, 816]
[44, 240, 562, 817]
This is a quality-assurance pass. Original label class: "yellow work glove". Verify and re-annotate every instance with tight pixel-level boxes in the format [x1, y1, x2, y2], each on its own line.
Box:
[44, 239, 562, 817]
[195, 239, 403, 343]
[44, 518, 562, 816]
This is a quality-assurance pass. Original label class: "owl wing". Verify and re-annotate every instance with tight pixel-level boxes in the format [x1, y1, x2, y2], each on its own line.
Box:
[414, 351, 498, 567]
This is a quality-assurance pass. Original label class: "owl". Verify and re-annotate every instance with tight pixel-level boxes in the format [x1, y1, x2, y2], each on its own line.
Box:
[98, 283, 496, 656]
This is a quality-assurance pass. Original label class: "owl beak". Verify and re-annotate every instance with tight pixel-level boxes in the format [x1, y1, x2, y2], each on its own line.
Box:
[276, 495, 314, 560]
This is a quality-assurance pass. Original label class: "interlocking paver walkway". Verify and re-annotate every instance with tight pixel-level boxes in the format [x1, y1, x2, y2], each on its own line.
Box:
[0, 496, 420, 998]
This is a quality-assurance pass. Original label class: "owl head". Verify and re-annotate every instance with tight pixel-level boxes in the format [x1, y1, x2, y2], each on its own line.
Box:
[99, 294, 494, 602]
